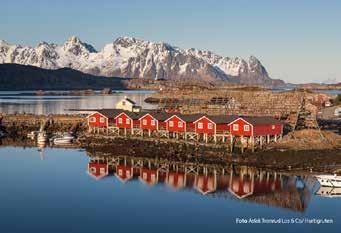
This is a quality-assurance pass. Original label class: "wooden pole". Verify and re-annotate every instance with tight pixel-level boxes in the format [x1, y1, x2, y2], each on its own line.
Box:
[241, 136, 244, 154]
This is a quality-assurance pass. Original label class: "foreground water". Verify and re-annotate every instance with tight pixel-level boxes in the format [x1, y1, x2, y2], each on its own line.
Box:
[0, 146, 340, 233]
[0, 90, 155, 114]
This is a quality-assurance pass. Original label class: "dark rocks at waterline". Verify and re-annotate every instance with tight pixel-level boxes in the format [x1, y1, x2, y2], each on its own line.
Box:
[80, 136, 230, 165]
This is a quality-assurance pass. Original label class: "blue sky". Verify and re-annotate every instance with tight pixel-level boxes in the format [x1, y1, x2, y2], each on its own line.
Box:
[1, 0, 340, 83]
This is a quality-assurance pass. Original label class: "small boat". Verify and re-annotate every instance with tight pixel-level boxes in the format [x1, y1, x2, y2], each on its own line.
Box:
[37, 131, 48, 143]
[315, 174, 341, 188]
[315, 186, 341, 198]
[52, 133, 74, 144]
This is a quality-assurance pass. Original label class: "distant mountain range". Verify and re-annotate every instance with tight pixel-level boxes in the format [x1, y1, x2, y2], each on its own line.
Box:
[0, 36, 285, 87]
[0, 64, 125, 90]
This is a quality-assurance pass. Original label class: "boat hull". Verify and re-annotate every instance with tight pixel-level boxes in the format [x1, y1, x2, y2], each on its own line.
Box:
[316, 175, 341, 188]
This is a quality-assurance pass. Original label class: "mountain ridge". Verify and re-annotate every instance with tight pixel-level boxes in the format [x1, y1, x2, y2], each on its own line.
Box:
[0, 36, 285, 87]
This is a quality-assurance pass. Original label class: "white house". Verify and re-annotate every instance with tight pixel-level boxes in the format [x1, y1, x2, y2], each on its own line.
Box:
[116, 97, 141, 112]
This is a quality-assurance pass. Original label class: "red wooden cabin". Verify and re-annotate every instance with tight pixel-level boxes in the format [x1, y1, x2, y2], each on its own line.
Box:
[115, 112, 134, 128]
[139, 113, 158, 131]
[228, 116, 283, 136]
[87, 109, 123, 128]
[165, 172, 186, 190]
[87, 162, 109, 180]
[194, 175, 217, 195]
[87, 112, 108, 128]
[193, 116, 216, 134]
[139, 168, 159, 186]
[228, 174, 254, 199]
[164, 114, 187, 132]
[115, 165, 134, 183]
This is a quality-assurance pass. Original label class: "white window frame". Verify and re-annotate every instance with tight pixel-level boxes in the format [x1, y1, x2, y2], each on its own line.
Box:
[126, 118, 130, 124]
[233, 124, 239, 131]
[244, 125, 250, 132]
[118, 118, 123, 124]
[100, 117, 105, 123]
[89, 117, 96, 123]
[178, 121, 183, 128]
[142, 119, 147, 125]
[151, 119, 156, 126]
[208, 123, 213, 129]
[169, 121, 174, 127]
[198, 122, 203, 129]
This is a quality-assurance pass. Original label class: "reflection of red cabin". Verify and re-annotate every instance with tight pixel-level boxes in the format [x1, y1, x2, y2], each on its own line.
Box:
[166, 172, 186, 190]
[228, 117, 283, 136]
[194, 175, 217, 195]
[193, 116, 216, 135]
[228, 174, 254, 199]
[139, 113, 158, 131]
[139, 168, 158, 186]
[165, 115, 186, 132]
[87, 163, 109, 180]
[87, 112, 108, 128]
[115, 112, 133, 129]
[253, 178, 282, 194]
[115, 165, 134, 183]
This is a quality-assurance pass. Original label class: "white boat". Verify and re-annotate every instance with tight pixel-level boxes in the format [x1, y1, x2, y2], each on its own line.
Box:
[315, 186, 341, 198]
[53, 133, 74, 144]
[37, 131, 48, 143]
[315, 174, 341, 188]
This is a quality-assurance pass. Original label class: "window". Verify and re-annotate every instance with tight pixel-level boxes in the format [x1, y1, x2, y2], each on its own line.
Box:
[208, 123, 213, 129]
[100, 167, 105, 174]
[169, 121, 174, 127]
[151, 119, 156, 126]
[233, 124, 239, 131]
[198, 122, 203, 129]
[122, 101, 126, 106]
[100, 117, 105, 123]
[272, 125, 275, 130]
[244, 125, 250, 131]
[178, 121, 183, 128]
[143, 119, 147, 125]
[126, 118, 130, 124]
[118, 118, 123, 124]
[89, 117, 96, 123]
[90, 167, 96, 173]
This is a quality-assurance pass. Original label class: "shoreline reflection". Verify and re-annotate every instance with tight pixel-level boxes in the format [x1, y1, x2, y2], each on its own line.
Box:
[87, 154, 317, 212]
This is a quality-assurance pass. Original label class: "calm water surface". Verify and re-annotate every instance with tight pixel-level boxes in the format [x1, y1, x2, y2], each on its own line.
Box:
[0, 90, 156, 114]
[0, 146, 340, 233]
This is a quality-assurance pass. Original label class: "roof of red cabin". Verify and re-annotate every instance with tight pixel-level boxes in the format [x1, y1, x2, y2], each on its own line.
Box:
[239, 116, 283, 125]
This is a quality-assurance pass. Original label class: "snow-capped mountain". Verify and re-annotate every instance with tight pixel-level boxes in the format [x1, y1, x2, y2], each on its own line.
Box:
[0, 36, 284, 86]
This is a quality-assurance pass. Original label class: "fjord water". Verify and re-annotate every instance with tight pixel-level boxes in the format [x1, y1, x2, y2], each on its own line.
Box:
[0, 90, 155, 114]
[0, 146, 340, 233]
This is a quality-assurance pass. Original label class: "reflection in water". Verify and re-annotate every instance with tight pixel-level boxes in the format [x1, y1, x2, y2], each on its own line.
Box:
[86, 154, 317, 212]
[316, 186, 341, 198]
[0, 91, 155, 114]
